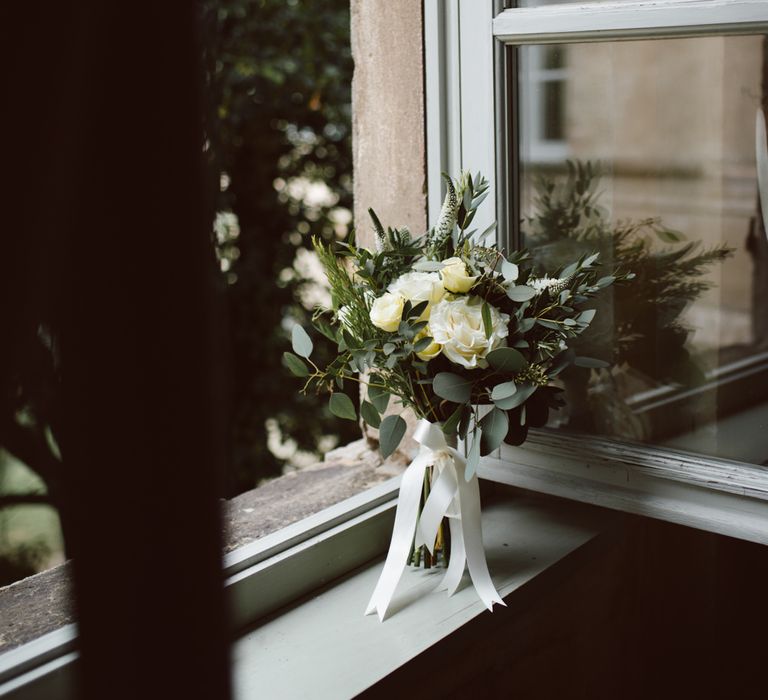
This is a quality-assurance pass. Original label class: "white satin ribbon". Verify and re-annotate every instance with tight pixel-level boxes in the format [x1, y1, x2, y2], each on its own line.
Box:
[365, 419, 505, 621]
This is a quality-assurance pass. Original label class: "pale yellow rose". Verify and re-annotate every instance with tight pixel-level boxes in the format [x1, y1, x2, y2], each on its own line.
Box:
[369, 292, 404, 332]
[440, 257, 477, 294]
[415, 328, 442, 362]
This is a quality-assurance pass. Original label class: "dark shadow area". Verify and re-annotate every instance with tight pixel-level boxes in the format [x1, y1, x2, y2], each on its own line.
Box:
[1, 5, 231, 699]
[362, 514, 768, 700]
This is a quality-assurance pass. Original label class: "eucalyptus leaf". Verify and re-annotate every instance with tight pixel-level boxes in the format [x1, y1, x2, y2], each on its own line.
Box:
[413, 336, 434, 353]
[561, 261, 578, 278]
[578, 309, 596, 324]
[486, 347, 527, 374]
[458, 407, 472, 440]
[493, 382, 537, 410]
[379, 414, 407, 459]
[291, 324, 313, 359]
[491, 381, 517, 401]
[441, 403, 464, 436]
[596, 275, 616, 288]
[507, 285, 537, 302]
[368, 382, 390, 413]
[517, 317, 535, 333]
[409, 300, 429, 319]
[283, 352, 309, 377]
[329, 393, 357, 421]
[548, 349, 575, 377]
[433, 372, 473, 403]
[360, 400, 381, 429]
[501, 260, 519, 282]
[479, 407, 509, 456]
[465, 428, 482, 481]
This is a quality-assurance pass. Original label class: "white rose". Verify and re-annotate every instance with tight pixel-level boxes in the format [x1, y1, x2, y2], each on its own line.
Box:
[369, 292, 405, 332]
[440, 257, 478, 294]
[430, 296, 510, 369]
[387, 271, 445, 320]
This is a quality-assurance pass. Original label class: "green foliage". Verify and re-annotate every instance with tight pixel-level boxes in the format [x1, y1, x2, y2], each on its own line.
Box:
[200, 0, 358, 491]
[287, 172, 628, 459]
[379, 415, 407, 460]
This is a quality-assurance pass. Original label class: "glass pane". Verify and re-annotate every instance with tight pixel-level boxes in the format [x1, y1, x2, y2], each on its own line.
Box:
[516, 36, 768, 465]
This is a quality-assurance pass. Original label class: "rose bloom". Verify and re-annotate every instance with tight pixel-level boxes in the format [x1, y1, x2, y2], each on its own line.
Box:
[429, 296, 510, 369]
[387, 271, 445, 320]
[440, 257, 477, 294]
[369, 292, 405, 332]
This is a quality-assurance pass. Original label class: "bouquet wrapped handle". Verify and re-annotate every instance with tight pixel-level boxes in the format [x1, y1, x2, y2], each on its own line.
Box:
[365, 419, 505, 621]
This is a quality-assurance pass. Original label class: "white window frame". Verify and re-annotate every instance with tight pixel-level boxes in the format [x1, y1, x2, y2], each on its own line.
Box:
[425, 0, 768, 544]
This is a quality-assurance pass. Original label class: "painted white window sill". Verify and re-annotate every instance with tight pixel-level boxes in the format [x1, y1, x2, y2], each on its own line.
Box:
[232, 488, 618, 699]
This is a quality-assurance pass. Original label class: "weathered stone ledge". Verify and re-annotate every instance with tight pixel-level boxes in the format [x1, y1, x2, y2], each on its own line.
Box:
[0, 440, 394, 654]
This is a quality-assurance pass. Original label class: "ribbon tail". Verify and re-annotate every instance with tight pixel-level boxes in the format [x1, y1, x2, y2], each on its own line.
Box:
[415, 464, 458, 553]
[456, 473, 506, 611]
[436, 514, 466, 596]
[365, 454, 431, 621]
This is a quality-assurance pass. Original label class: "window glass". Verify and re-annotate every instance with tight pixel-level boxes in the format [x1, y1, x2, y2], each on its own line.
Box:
[516, 35, 768, 465]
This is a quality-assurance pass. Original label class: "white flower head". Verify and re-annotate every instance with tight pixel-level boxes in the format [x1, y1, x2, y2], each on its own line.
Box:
[387, 271, 446, 320]
[429, 296, 510, 369]
[528, 274, 572, 296]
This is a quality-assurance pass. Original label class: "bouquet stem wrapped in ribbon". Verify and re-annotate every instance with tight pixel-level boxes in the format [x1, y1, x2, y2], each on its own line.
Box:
[365, 419, 504, 620]
[283, 171, 631, 619]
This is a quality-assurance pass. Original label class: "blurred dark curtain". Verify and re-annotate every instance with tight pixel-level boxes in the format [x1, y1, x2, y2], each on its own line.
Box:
[1, 4, 231, 699]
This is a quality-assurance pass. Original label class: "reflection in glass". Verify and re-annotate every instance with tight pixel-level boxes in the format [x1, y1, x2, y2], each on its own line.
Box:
[516, 36, 768, 465]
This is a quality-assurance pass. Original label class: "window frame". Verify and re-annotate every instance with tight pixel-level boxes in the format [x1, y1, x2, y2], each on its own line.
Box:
[424, 0, 768, 544]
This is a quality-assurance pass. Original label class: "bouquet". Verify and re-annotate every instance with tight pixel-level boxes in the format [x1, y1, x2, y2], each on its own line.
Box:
[284, 171, 630, 619]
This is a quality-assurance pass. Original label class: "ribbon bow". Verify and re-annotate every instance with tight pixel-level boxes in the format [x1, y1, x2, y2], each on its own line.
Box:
[365, 419, 505, 621]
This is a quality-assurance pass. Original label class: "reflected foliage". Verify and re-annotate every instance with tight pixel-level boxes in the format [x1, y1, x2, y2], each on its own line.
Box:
[524, 161, 733, 435]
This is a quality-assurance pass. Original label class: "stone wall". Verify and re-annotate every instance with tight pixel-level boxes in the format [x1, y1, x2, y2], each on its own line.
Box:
[351, 0, 428, 248]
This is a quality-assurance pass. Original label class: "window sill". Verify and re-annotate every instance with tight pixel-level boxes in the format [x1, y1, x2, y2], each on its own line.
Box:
[0, 438, 389, 657]
[232, 487, 620, 699]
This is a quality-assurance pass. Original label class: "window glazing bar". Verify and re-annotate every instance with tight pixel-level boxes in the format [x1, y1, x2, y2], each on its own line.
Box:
[493, 1, 768, 44]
